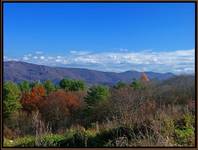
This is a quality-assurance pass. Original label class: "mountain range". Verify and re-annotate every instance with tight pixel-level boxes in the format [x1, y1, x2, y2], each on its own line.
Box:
[4, 61, 175, 85]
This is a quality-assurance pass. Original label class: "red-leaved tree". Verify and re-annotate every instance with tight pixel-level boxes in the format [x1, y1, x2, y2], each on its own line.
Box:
[20, 85, 46, 112]
[38, 89, 80, 131]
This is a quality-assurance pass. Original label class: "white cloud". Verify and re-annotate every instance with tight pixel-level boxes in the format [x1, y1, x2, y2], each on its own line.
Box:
[69, 50, 77, 54]
[4, 49, 195, 74]
[22, 56, 29, 61]
[35, 51, 43, 54]
[33, 56, 38, 59]
[40, 56, 45, 60]
[119, 48, 128, 52]
[47, 56, 54, 60]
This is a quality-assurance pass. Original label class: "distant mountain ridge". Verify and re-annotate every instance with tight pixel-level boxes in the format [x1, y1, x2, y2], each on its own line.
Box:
[4, 61, 175, 85]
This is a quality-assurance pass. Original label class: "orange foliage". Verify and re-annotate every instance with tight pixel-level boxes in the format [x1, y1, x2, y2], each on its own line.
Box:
[39, 89, 80, 117]
[20, 85, 46, 112]
[140, 72, 150, 82]
[42, 90, 80, 111]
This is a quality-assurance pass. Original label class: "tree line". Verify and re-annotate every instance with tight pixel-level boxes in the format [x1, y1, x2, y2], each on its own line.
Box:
[3, 76, 195, 147]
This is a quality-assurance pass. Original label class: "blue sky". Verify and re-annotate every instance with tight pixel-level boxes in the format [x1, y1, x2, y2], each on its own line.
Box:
[3, 2, 195, 74]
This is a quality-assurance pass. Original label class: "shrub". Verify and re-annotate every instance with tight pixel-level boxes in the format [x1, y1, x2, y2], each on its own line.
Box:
[58, 127, 97, 147]
[174, 113, 195, 146]
[174, 127, 194, 146]
[3, 138, 16, 147]
[3, 126, 17, 139]
[59, 128, 86, 147]
[161, 117, 175, 137]
[38, 134, 65, 147]
[4, 136, 36, 147]
[92, 126, 134, 147]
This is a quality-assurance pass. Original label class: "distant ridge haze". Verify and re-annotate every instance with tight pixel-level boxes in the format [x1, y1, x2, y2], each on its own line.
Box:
[4, 61, 175, 85]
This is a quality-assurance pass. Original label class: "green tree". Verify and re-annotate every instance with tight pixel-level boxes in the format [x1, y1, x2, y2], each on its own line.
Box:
[71, 80, 85, 91]
[130, 79, 143, 90]
[43, 80, 55, 94]
[85, 85, 109, 106]
[59, 78, 85, 91]
[59, 79, 72, 91]
[84, 85, 110, 124]
[3, 81, 22, 119]
[113, 81, 126, 89]
[18, 80, 31, 93]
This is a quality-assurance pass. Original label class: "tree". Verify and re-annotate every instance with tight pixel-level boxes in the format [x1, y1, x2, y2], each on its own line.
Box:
[113, 81, 127, 89]
[59, 78, 85, 91]
[3, 81, 22, 119]
[39, 89, 80, 130]
[59, 78, 71, 91]
[18, 80, 31, 93]
[85, 85, 109, 106]
[43, 80, 55, 95]
[20, 85, 46, 112]
[83, 85, 110, 124]
[130, 80, 143, 90]
[71, 80, 85, 91]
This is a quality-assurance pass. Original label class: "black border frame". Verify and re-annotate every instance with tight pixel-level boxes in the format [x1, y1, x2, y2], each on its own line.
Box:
[1, 1, 197, 148]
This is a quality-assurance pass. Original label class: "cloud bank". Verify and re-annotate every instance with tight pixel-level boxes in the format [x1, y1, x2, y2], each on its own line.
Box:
[4, 49, 195, 74]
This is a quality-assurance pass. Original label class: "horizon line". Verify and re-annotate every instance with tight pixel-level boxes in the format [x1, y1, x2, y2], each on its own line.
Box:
[4, 60, 196, 76]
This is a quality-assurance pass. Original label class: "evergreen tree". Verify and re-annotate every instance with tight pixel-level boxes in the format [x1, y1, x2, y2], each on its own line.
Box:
[43, 80, 55, 94]
[3, 81, 22, 119]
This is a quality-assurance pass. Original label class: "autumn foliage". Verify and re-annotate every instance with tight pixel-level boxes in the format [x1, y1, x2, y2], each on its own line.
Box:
[38, 89, 81, 130]
[20, 85, 46, 112]
[3, 76, 195, 147]
[40, 89, 80, 113]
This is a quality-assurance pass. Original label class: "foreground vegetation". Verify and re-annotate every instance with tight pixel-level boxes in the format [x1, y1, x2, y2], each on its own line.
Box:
[3, 75, 195, 147]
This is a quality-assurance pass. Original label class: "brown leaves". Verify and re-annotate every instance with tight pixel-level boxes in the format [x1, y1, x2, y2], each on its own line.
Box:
[20, 85, 46, 112]
[44, 89, 80, 112]
[37, 90, 81, 130]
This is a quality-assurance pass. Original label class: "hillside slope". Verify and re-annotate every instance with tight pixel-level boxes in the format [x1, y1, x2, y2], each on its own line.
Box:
[4, 61, 175, 85]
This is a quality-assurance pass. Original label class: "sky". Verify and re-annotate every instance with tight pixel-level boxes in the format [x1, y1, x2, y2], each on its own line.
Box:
[3, 2, 195, 74]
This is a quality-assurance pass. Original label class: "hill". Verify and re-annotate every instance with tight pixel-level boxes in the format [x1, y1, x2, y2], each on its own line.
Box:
[4, 61, 175, 85]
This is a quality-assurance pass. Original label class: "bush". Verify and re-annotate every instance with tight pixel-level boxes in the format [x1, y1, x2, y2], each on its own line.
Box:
[92, 126, 134, 147]
[161, 117, 175, 137]
[59, 128, 86, 147]
[3, 136, 35, 147]
[174, 113, 195, 146]
[38, 134, 65, 147]
[174, 127, 194, 146]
